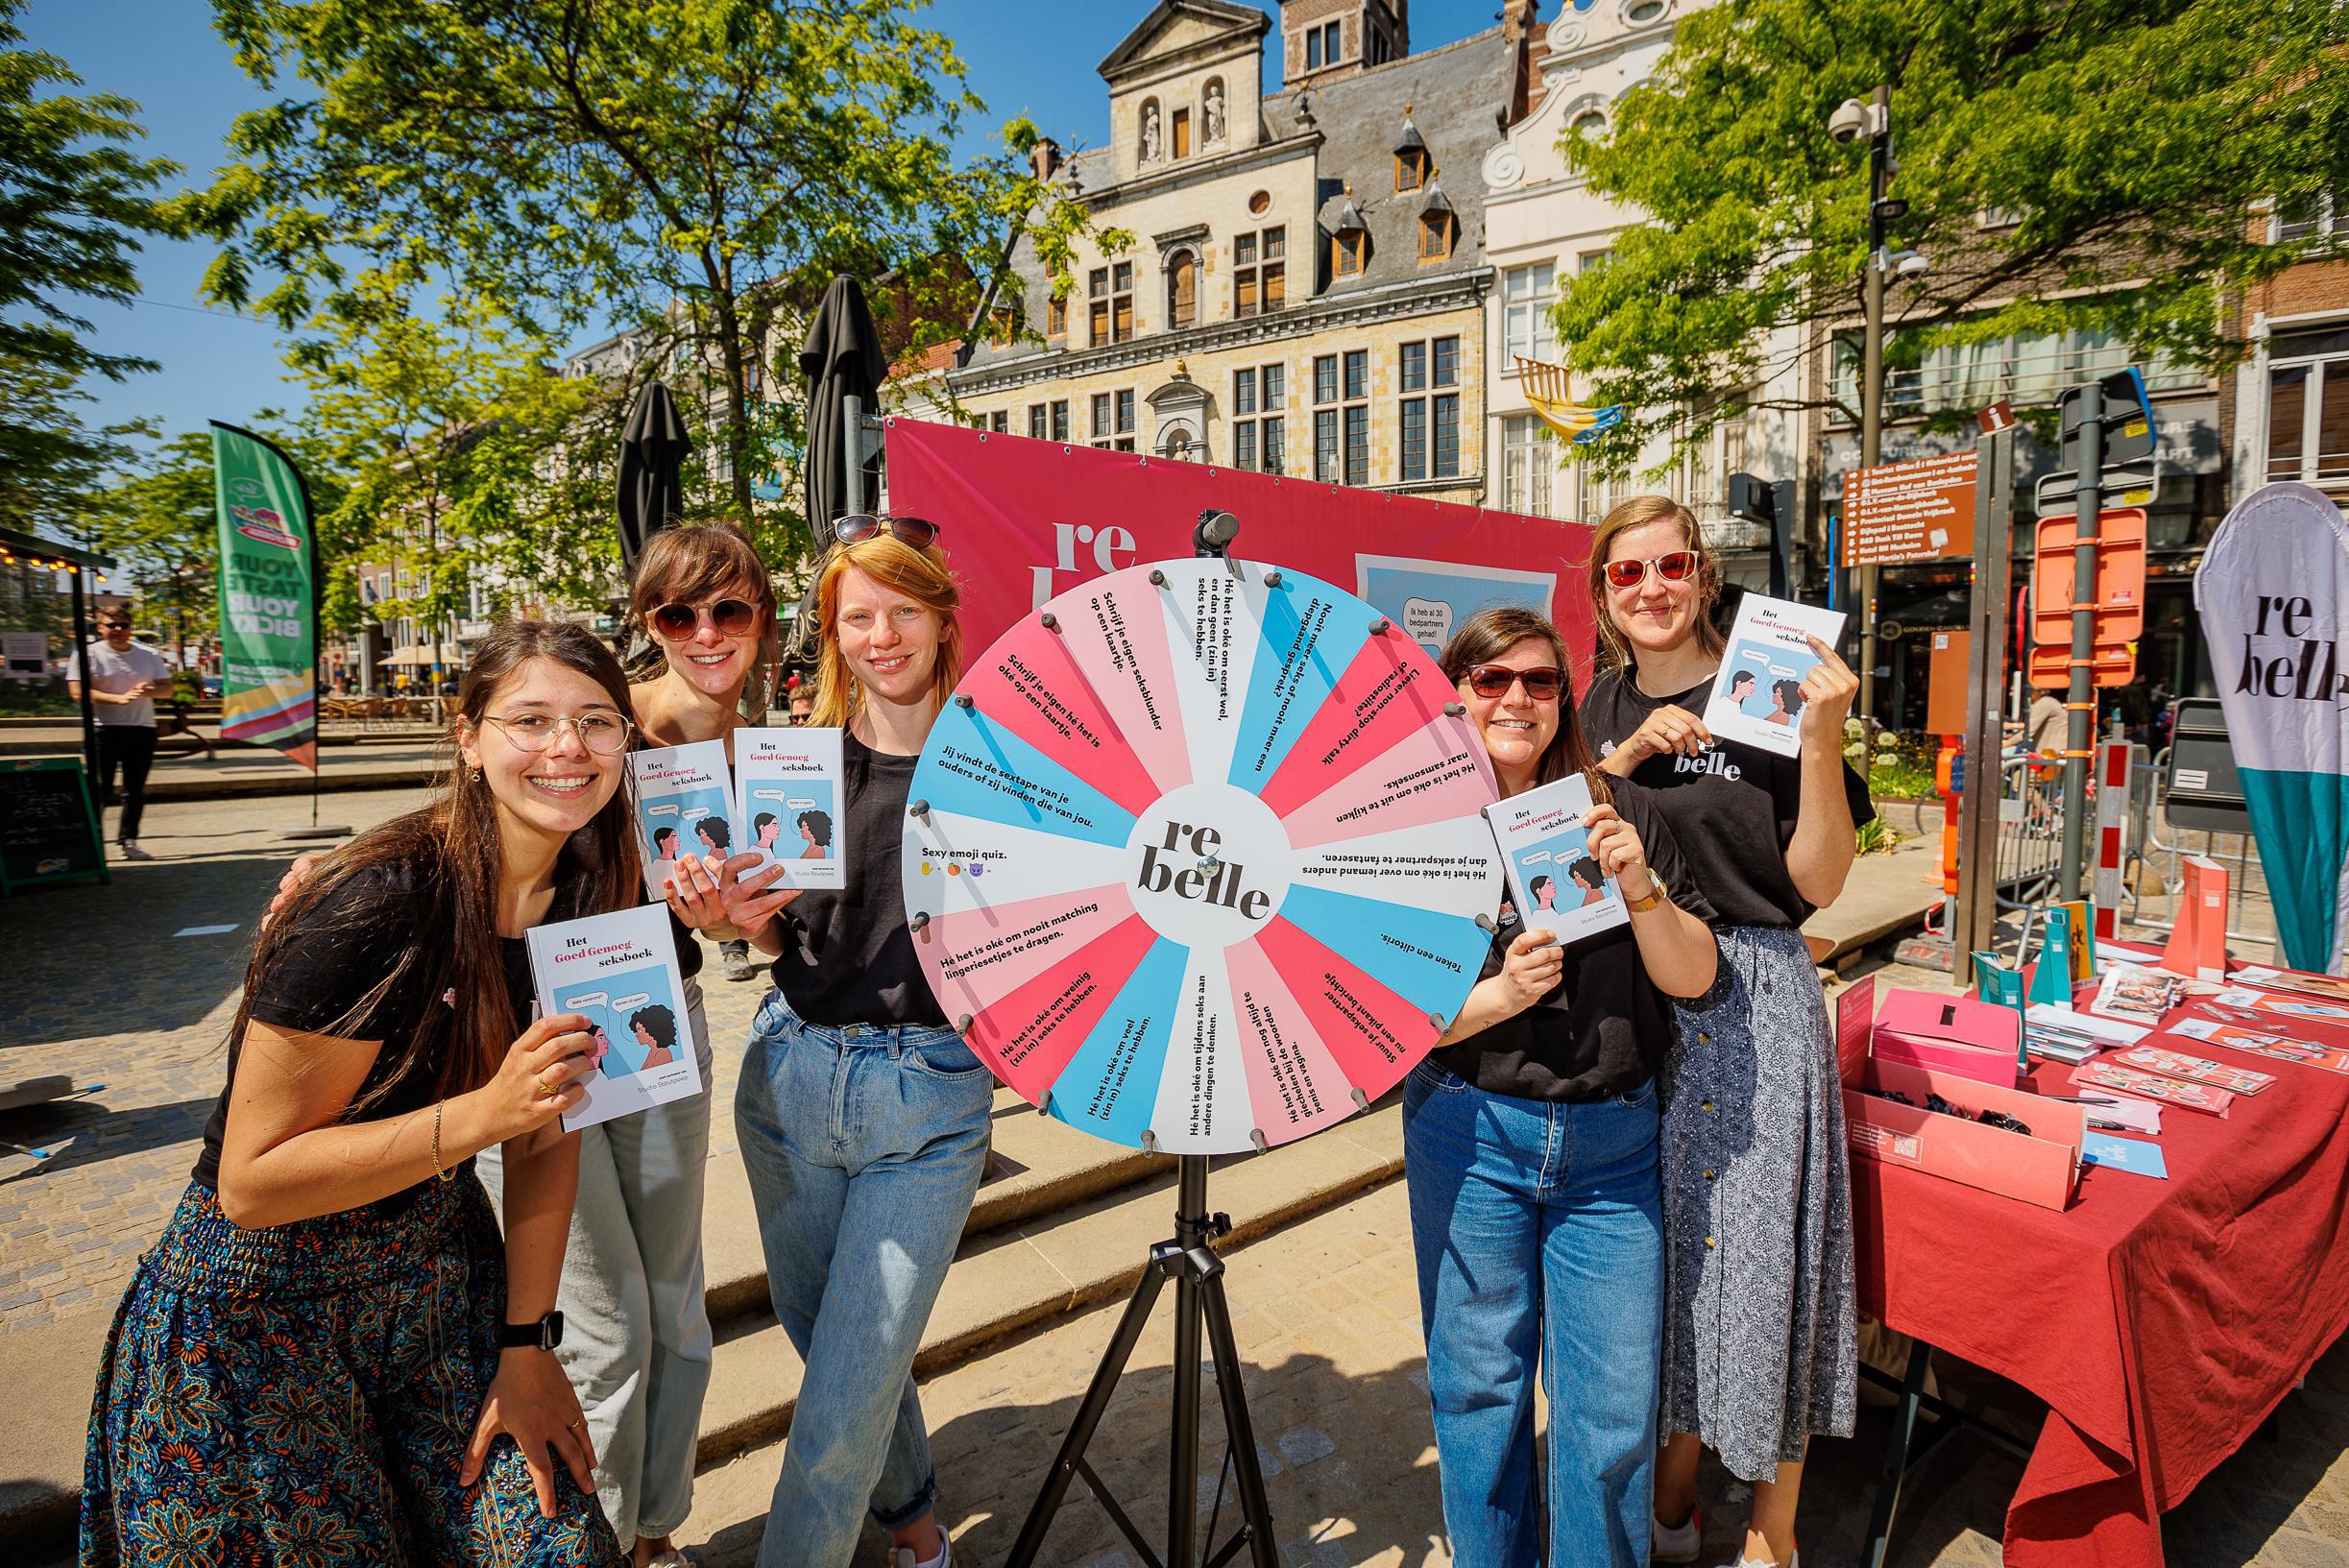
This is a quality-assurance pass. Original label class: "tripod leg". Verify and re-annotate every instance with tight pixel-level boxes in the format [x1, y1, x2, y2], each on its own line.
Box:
[1171, 1255, 1203, 1568]
[1199, 1263, 1279, 1568]
[1006, 1251, 1175, 1568]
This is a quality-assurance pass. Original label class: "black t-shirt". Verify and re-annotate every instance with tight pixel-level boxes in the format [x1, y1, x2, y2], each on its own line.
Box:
[192, 863, 551, 1198]
[1435, 780, 1715, 1101]
[1578, 665, 1877, 930]
[767, 733, 944, 1027]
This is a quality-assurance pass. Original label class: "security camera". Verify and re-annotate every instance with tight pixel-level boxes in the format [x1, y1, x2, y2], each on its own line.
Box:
[1828, 99, 1869, 145]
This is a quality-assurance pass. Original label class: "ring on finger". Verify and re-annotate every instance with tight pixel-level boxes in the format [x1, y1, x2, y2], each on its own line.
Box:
[534, 1073, 560, 1099]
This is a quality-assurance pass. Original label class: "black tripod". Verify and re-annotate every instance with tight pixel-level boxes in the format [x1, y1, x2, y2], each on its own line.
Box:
[1005, 1155, 1278, 1568]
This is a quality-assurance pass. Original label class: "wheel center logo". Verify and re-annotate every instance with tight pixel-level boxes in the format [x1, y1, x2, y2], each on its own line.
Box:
[1125, 782, 1293, 948]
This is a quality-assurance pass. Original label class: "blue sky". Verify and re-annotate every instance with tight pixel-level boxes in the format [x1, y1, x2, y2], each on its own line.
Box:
[25, 0, 1504, 454]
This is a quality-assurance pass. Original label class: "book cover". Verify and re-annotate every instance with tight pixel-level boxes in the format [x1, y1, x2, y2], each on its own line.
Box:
[2088, 962, 2178, 1027]
[626, 739, 737, 901]
[1482, 773, 1627, 946]
[732, 727, 846, 890]
[2030, 906, 2080, 1009]
[1703, 593, 1847, 760]
[525, 903, 705, 1133]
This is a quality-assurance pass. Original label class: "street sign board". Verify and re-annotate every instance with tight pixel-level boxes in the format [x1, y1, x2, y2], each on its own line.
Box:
[1841, 450, 1979, 567]
[2028, 508, 2145, 689]
[2059, 368, 2156, 470]
[1925, 628, 1972, 735]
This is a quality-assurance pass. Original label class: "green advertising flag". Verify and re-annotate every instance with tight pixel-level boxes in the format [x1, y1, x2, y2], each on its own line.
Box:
[210, 422, 318, 770]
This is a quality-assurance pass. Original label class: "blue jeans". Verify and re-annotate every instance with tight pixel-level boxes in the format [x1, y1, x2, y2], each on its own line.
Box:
[735, 993, 994, 1568]
[1402, 1060, 1664, 1568]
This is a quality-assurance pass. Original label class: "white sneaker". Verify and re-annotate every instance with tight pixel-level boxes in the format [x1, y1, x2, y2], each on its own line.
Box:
[1652, 1506, 1702, 1563]
[1712, 1553, 1797, 1568]
[889, 1540, 952, 1568]
[118, 841, 153, 861]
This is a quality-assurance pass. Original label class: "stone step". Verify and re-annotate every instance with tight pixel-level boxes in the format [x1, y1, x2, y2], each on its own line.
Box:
[692, 1101, 1404, 1471]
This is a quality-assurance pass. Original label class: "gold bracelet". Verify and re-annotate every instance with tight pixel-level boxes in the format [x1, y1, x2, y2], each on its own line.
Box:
[431, 1099, 453, 1182]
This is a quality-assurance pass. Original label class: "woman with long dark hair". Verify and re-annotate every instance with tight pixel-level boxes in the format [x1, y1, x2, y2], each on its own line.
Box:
[1407, 606, 1718, 1567]
[82, 620, 639, 1566]
[1578, 495, 1871, 1568]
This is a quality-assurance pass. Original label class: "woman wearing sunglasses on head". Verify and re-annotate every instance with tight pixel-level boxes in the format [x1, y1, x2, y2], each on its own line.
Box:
[1407, 607, 1718, 1568]
[84, 622, 637, 1568]
[680, 512, 983, 1568]
[1577, 496, 1872, 1568]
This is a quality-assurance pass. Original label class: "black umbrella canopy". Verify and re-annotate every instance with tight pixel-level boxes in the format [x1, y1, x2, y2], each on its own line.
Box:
[617, 380, 693, 575]
[800, 276, 888, 539]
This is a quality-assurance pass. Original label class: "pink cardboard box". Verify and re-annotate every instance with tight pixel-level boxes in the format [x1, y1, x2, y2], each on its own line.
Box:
[1843, 1056, 2087, 1212]
[1871, 988, 2022, 1089]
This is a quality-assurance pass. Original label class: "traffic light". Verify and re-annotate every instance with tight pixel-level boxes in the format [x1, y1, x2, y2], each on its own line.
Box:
[1727, 472, 1798, 599]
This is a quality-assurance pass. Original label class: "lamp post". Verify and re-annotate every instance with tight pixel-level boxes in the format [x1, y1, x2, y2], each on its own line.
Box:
[1829, 85, 1901, 724]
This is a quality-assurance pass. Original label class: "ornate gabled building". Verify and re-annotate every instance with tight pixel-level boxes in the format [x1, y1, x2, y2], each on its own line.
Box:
[933, 0, 1553, 509]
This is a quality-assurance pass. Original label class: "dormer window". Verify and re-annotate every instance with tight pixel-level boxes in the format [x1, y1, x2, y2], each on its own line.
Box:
[1394, 115, 1429, 193]
[1333, 230, 1368, 277]
[1418, 202, 1455, 263]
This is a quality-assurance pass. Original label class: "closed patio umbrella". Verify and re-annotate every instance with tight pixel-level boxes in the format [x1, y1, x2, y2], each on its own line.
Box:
[617, 380, 693, 575]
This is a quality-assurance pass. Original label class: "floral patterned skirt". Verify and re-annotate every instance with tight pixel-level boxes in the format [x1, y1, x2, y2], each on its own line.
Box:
[80, 1172, 624, 1567]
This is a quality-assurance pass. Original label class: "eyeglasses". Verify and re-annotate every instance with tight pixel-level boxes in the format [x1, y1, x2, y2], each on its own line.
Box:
[835, 514, 940, 550]
[1602, 550, 1699, 591]
[649, 597, 760, 640]
[479, 712, 635, 756]
[1464, 664, 1566, 702]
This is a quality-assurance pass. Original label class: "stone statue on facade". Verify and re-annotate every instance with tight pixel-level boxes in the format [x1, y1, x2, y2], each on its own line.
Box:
[1142, 102, 1162, 162]
[1204, 82, 1226, 144]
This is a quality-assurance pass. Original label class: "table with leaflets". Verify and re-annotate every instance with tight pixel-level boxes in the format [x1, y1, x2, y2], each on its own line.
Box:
[1851, 948, 2349, 1567]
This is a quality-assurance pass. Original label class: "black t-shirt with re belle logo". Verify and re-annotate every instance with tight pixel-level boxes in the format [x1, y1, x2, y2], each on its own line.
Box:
[1577, 665, 1877, 931]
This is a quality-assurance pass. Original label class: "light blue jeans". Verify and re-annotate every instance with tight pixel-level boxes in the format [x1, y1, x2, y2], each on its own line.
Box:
[735, 991, 994, 1568]
[1402, 1058, 1664, 1568]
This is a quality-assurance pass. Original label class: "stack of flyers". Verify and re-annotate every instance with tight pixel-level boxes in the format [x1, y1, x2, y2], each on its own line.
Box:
[2071, 1059, 2236, 1117]
[525, 904, 705, 1132]
[2207, 986, 2349, 1027]
[731, 727, 846, 890]
[2231, 967, 2349, 1006]
[626, 739, 737, 900]
[1703, 593, 1847, 759]
[1483, 773, 1627, 945]
[2023, 1017, 2106, 1066]
[2089, 963, 2183, 1027]
[2112, 1045, 2273, 1096]
[2171, 1016, 2349, 1073]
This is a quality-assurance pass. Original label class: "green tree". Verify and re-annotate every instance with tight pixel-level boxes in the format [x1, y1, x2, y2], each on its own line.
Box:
[0, 0, 175, 526]
[1552, 0, 2349, 470]
[185, 0, 1103, 544]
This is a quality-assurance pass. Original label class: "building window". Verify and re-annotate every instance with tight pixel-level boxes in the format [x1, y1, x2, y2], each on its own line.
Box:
[1235, 227, 1286, 316]
[1314, 350, 1367, 485]
[1399, 335, 1462, 482]
[1396, 149, 1427, 193]
[1418, 211, 1455, 262]
[989, 411, 1008, 434]
[1502, 415, 1554, 516]
[1172, 109, 1192, 160]
[1569, 108, 1608, 138]
[2264, 325, 2349, 488]
[1116, 389, 1136, 450]
[1028, 404, 1047, 439]
[1829, 323, 2202, 422]
[1332, 229, 1368, 277]
[1579, 248, 1614, 275]
[1247, 189, 1271, 216]
[1091, 389, 1139, 450]
[1307, 20, 1341, 70]
[1091, 393, 1112, 444]
[1321, 20, 1341, 61]
[1167, 250, 1198, 330]
[1232, 364, 1286, 473]
[1503, 261, 1560, 364]
[1047, 294, 1067, 338]
[1088, 262, 1134, 346]
[1051, 400, 1070, 443]
[2274, 192, 2340, 246]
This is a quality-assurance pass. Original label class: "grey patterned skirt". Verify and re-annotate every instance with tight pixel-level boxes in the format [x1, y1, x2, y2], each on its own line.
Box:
[1658, 923, 1857, 1481]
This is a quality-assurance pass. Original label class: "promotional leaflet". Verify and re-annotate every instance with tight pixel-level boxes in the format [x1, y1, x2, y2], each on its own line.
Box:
[1483, 773, 1626, 945]
[2112, 1045, 2274, 1096]
[731, 727, 845, 890]
[2071, 1059, 2236, 1116]
[2233, 967, 2349, 1006]
[525, 903, 704, 1133]
[2171, 1016, 2349, 1073]
[1703, 593, 1847, 760]
[2081, 1131, 2169, 1180]
[2208, 986, 2349, 1026]
[626, 739, 737, 901]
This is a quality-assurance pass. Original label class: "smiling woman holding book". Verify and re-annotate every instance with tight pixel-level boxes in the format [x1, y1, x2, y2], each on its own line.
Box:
[82, 620, 640, 1567]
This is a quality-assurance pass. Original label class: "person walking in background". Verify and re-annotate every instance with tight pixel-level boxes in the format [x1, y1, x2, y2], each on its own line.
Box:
[1580, 496, 1872, 1568]
[66, 610, 171, 861]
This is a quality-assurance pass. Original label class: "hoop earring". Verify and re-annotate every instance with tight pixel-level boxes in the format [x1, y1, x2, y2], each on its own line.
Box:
[469, 764, 483, 784]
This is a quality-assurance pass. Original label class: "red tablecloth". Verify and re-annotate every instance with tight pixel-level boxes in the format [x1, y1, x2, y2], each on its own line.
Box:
[1852, 967, 2349, 1567]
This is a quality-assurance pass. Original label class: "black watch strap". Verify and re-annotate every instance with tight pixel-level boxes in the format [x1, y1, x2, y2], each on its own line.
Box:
[497, 1310, 564, 1351]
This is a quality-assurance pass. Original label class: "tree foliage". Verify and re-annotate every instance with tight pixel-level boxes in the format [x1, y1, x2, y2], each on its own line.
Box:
[184, 0, 1105, 556]
[1553, 0, 2349, 471]
[0, 0, 174, 525]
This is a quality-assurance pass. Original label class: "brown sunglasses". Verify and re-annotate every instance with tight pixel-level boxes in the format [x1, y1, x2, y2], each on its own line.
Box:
[1603, 549, 1699, 591]
[1464, 664, 1566, 701]
[649, 598, 760, 640]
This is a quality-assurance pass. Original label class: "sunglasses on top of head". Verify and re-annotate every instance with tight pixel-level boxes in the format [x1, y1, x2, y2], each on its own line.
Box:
[1602, 549, 1700, 591]
[649, 598, 761, 640]
[834, 514, 940, 550]
[1464, 664, 1566, 702]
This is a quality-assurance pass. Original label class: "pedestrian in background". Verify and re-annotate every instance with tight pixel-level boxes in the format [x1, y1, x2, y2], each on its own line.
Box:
[66, 610, 171, 861]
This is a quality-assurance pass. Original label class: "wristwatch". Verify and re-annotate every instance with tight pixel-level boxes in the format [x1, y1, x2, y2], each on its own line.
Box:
[1622, 873, 1668, 915]
[497, 1311, 565, 1351]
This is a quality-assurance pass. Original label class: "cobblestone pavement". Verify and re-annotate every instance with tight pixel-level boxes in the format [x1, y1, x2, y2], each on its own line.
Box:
[679, 1179, 2349, 1568]
[0, 786, 774, 1332]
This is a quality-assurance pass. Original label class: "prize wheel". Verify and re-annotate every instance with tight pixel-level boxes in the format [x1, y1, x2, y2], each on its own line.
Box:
[902, 557, 1502, 1155]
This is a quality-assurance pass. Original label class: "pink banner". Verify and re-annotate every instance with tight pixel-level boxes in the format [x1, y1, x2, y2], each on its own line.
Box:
[883, 420, 1596, 671]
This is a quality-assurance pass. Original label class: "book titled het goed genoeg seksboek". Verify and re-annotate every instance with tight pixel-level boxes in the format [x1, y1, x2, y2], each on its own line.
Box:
[731, 727, 846, 890]
[1482, 772, 1627, 946]
[526, 903, 704, 1133]
[626, 738, 738, 901]
[1703, 593, 1847, 760]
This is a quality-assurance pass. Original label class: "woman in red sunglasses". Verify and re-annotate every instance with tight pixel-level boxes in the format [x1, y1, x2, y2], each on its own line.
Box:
[1578, 496, 1873, 1568]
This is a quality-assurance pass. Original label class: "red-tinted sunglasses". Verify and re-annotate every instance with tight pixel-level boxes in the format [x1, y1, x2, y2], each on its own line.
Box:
[649, 597, 760, 640]
[1603, 549, 1699, 591]
[1464, 664, 1566, 702]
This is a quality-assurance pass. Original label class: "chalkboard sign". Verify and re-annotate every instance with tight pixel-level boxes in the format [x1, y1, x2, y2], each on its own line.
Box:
[1, 758, 109, 893]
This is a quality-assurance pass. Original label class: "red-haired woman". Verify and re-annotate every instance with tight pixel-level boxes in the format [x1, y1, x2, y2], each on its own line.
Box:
[82, 621, 638, 1566]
